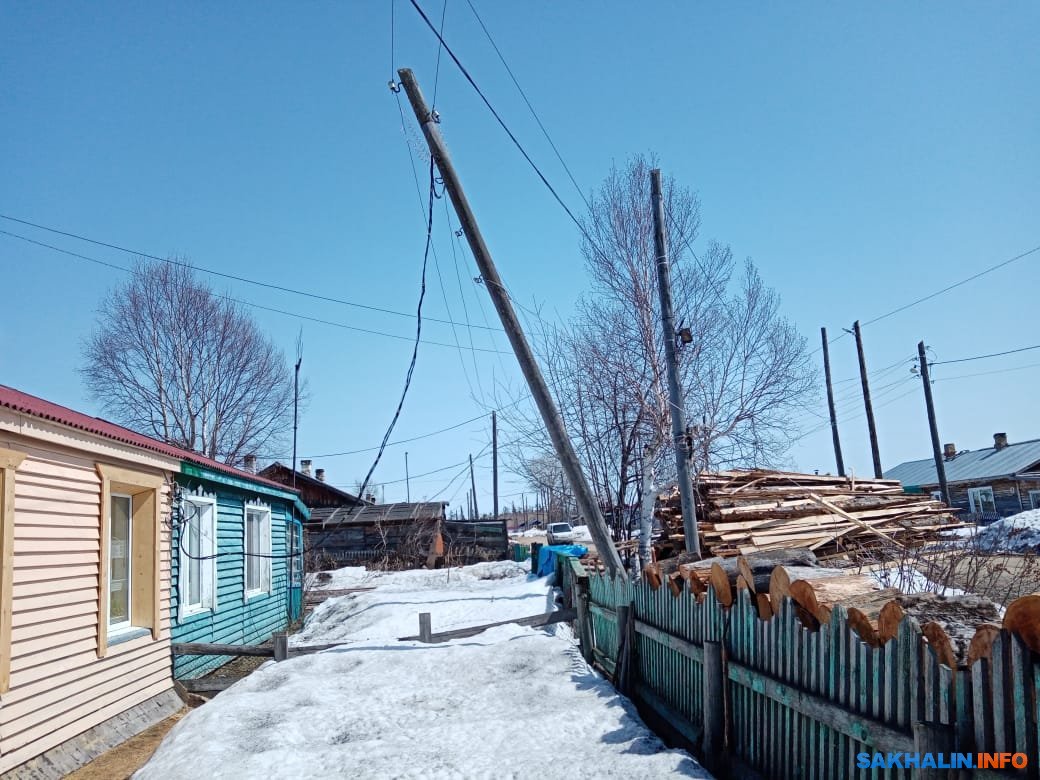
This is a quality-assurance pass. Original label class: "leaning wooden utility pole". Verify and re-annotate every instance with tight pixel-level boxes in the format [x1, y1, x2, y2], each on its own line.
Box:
[918, 341, 951, 506]
[405, 451, 411, 503]
[398, 68, 624, 576]
[853, 320, 884, 479]
[650, 168, 700, 557]
[821, 327, 845, 476]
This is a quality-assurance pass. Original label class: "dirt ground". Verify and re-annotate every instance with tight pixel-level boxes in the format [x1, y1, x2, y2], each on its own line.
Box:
[943, 553, 1040, 604]
[65, 711, 186, 780]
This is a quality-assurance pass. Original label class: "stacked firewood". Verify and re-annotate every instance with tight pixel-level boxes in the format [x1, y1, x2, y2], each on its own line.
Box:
[657, 469, 964, 560]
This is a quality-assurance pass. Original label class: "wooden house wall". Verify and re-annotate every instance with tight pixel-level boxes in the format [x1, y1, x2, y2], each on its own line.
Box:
[0, 427, 175, 775]
[308, 519, 436, 564]
[170, 479, 291, 679]
[946, 477, 1024, 519]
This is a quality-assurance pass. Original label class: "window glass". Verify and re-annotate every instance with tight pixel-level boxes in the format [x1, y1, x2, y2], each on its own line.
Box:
[187, 510, 202, 607]
[109, 494, 132, 626]
[246, 509, 262, 592]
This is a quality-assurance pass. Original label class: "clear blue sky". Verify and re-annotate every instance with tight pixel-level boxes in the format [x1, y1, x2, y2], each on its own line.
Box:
[2, 2, 1038, 513]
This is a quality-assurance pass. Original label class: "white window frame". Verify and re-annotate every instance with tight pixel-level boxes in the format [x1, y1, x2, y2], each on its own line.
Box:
[967, 486, 996, 516]
[1029, 490, 1040, 510]
[179, 493, 218, 619]
[244, 502, 272, 598]
[108, 492, 134, 634]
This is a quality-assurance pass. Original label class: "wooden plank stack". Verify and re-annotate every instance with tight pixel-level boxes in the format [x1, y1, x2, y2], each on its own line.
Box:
[656, 468, 965, 560]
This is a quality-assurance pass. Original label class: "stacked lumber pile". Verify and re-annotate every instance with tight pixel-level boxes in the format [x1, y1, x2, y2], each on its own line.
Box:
[657, 468, 964, 560]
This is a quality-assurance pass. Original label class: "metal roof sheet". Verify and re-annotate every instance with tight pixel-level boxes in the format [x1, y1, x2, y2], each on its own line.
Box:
[310, 501, 448, 526]
[884, 438, 1040, 486]
[0, 384, 298, 495]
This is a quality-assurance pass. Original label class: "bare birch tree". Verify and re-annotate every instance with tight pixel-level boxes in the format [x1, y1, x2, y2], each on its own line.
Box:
[82, 260, 295, 465]
[501, 155, 816, 529]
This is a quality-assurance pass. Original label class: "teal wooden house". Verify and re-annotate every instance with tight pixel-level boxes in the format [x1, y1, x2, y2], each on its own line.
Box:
[171, 461, 308, 679]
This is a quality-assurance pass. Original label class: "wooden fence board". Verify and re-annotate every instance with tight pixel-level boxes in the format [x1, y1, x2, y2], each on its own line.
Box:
[578, 557, 1038, 779]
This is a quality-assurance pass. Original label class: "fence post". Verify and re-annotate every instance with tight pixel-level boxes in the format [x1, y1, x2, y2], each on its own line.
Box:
[530, 542, 542, 574]
[273, 632, 288, 662]
[419, 612, 433, 643]
[702, 640, 726, 771]
[573, 571, 594, 665]
[616, 603, 633, 695]
[913, 721, 953, 780]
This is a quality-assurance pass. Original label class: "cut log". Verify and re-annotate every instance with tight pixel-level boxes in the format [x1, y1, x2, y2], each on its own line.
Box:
[769, 566, 791, 609]
[967, 625, 1001, 666]
[847, 607, 880, 647]
[710, 563, 733, 607]
[922, 622, 957, 669]
[877, 600, 905, 643]
[755, 592, 773, 620]
[737, 556, 757, 593]
[1003, 594, 1040, 655]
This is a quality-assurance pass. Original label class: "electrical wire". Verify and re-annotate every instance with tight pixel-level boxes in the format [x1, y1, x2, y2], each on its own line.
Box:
[929, 343, 1040, 367]
[0, 213, 505, 334]
[932, 360, 1040, 382]
[0, 229, 511, 355]
[463, 0, 591, 213]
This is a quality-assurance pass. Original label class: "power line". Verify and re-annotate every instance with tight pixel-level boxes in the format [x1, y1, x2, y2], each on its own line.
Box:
[407, 0, 589, 240]
[302, 158, 438, 550]
[861, 244, 1040, 328]
[463, 0, 590, 212]
[929, 343, 1040, 367]
[933, 360, 1040, 382]
[0, 229, 512, 355]
[0, 213, 505, 334]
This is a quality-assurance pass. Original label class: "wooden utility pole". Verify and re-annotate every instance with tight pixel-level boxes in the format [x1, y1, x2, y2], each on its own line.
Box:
[405, 451, 411, 503]
[469, 453, 479, 520]
[821, 327, 845, 476]
[650, 168, 700, 557]
[918, 341, 951, 506]
[492, 411, 499, 521]
[291, 355, 302, 489]
[398, 67, 624, 576]
[853, 320, 883, 479]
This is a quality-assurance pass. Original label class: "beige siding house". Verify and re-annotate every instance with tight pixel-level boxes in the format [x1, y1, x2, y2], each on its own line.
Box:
[0, 387, 185, 777]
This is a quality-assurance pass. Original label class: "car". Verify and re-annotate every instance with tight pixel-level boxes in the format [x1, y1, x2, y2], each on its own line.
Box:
[547, 521, 577, 545]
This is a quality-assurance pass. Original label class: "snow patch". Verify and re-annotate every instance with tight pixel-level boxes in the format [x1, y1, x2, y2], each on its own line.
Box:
[975, 510, 1040, 553]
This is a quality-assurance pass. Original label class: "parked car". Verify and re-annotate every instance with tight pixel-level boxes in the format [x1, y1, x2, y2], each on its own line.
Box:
[547, 521, 577, 545]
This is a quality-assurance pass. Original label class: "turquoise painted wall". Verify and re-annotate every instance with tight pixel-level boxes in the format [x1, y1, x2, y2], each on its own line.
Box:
[171, 475, 295, 679]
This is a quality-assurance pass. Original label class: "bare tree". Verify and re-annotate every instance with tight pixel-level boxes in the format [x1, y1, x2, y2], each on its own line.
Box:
[82, 260, 295, 465]
[500, 155, 816, 526]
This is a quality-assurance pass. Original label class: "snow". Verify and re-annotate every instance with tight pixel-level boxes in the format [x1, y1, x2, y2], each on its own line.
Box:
[974, 509, 1040, 553]
[570, 524, 594, 542]
[869, 564, 967, 597]
[509, 528, 544, 538]
[138, 562, 711, 779]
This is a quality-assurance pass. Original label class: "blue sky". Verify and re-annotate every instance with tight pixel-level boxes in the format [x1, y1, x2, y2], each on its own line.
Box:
[2, 2, 1038, 512]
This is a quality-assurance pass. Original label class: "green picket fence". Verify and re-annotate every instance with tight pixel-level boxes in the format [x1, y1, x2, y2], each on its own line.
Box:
[568, 563, 1038, 779]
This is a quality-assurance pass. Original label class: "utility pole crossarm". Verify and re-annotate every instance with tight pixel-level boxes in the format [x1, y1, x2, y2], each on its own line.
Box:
[397, 67, 624, 577]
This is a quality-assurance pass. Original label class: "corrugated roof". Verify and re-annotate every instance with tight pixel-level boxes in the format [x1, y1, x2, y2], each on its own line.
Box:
[0, 384, 296, 494]
[310, 501, 448, 526]
[884, 438, 1040, 487]
[258, 462, 370, 505]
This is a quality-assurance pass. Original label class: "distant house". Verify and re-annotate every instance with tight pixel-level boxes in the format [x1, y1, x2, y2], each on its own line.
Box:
[308, 501, 448, 566]
[884, 432, 1040, 521]
[170, 463, 309, 680]
[0, 384, 307, 776]
[257, 460, 370, 510]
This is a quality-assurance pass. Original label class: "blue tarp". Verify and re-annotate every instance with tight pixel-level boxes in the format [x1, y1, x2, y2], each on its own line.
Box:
[536, 544, 588, 577]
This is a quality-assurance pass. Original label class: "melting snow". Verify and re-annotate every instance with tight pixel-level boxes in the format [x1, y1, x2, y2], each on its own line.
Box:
[138, 561, 710, 779]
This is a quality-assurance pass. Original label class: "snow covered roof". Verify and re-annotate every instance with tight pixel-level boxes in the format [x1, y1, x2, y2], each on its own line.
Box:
[310, 501, 448, 526]
[884, 437, 1040, 487]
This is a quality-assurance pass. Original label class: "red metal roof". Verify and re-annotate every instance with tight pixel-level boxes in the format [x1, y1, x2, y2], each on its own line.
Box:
[0, 384, 295, 494]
